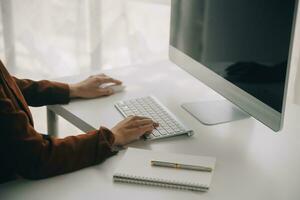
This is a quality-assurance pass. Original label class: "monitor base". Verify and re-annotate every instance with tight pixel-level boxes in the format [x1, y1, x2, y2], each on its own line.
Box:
[182, 100, 250, 125]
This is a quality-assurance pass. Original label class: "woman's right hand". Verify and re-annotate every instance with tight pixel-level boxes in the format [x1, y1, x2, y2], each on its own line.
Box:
[111, 116, 159, 146]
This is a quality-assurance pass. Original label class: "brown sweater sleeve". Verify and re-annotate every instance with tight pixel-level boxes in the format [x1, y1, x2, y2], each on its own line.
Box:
[0, 86, 117, 180]
[13, 77, 70, 106]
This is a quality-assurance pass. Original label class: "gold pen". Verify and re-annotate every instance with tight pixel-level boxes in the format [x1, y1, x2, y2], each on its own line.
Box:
[151, 160, 212, 172]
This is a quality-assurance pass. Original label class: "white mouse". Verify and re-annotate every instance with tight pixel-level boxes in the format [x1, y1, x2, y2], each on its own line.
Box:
[109, 84, 126, 93]
[100, 84, 125, 93]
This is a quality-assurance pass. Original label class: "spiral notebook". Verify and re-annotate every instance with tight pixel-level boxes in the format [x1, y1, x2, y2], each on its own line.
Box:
[113, 148, 216, 192]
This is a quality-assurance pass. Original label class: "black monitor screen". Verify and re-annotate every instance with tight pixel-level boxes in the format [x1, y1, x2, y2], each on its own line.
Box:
[170, 0, 296, 112]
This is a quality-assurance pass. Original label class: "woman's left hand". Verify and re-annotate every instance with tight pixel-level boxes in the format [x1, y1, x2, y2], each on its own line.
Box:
[69, 74, 122, 99]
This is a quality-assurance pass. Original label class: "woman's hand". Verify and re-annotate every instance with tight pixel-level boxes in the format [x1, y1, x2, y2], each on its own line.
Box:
[69, 74, 122, 99]
[111, 116, 159, 146]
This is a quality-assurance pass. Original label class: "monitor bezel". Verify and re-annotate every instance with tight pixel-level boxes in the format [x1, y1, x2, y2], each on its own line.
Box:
[169, 0, 299, 132]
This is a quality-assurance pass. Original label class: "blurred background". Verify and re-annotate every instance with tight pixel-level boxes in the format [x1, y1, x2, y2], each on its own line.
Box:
[0, 0, 170, 79]
[0, 0, 171, 136]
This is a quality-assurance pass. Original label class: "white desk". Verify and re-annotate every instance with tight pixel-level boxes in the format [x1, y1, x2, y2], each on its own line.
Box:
[1, 60, 300, 200]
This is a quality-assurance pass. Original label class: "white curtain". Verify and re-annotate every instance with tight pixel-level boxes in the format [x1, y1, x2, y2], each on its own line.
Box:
[0, 0, 170, 79]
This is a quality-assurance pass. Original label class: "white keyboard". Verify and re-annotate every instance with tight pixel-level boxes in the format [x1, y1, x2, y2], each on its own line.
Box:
[115, 96, 193, 140]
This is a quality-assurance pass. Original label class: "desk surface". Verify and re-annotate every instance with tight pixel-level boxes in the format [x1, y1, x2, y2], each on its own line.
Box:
[1, 61, 300, 200]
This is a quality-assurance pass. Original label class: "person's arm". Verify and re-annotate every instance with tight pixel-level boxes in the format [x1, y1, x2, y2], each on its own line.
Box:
[13, 73, 123, 107]
[13, 77, 71, 107]
[0, 85, 117, 179]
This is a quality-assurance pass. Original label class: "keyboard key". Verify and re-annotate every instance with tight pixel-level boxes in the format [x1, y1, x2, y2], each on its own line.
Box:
[159, 130, 168, 135]
[152, 130, 161, 137]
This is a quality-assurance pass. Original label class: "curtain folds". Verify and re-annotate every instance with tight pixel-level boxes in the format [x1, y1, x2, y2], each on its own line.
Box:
[0, 0, 170, 79]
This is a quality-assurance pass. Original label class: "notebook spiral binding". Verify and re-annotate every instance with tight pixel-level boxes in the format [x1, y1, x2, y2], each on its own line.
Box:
[113, 173, 209, 192]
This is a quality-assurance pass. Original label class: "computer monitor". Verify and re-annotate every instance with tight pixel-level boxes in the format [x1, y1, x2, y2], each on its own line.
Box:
[169, 0, 298, 131]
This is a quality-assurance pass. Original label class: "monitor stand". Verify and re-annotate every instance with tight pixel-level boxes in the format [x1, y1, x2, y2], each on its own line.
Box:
[181, 100, 250, 125]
